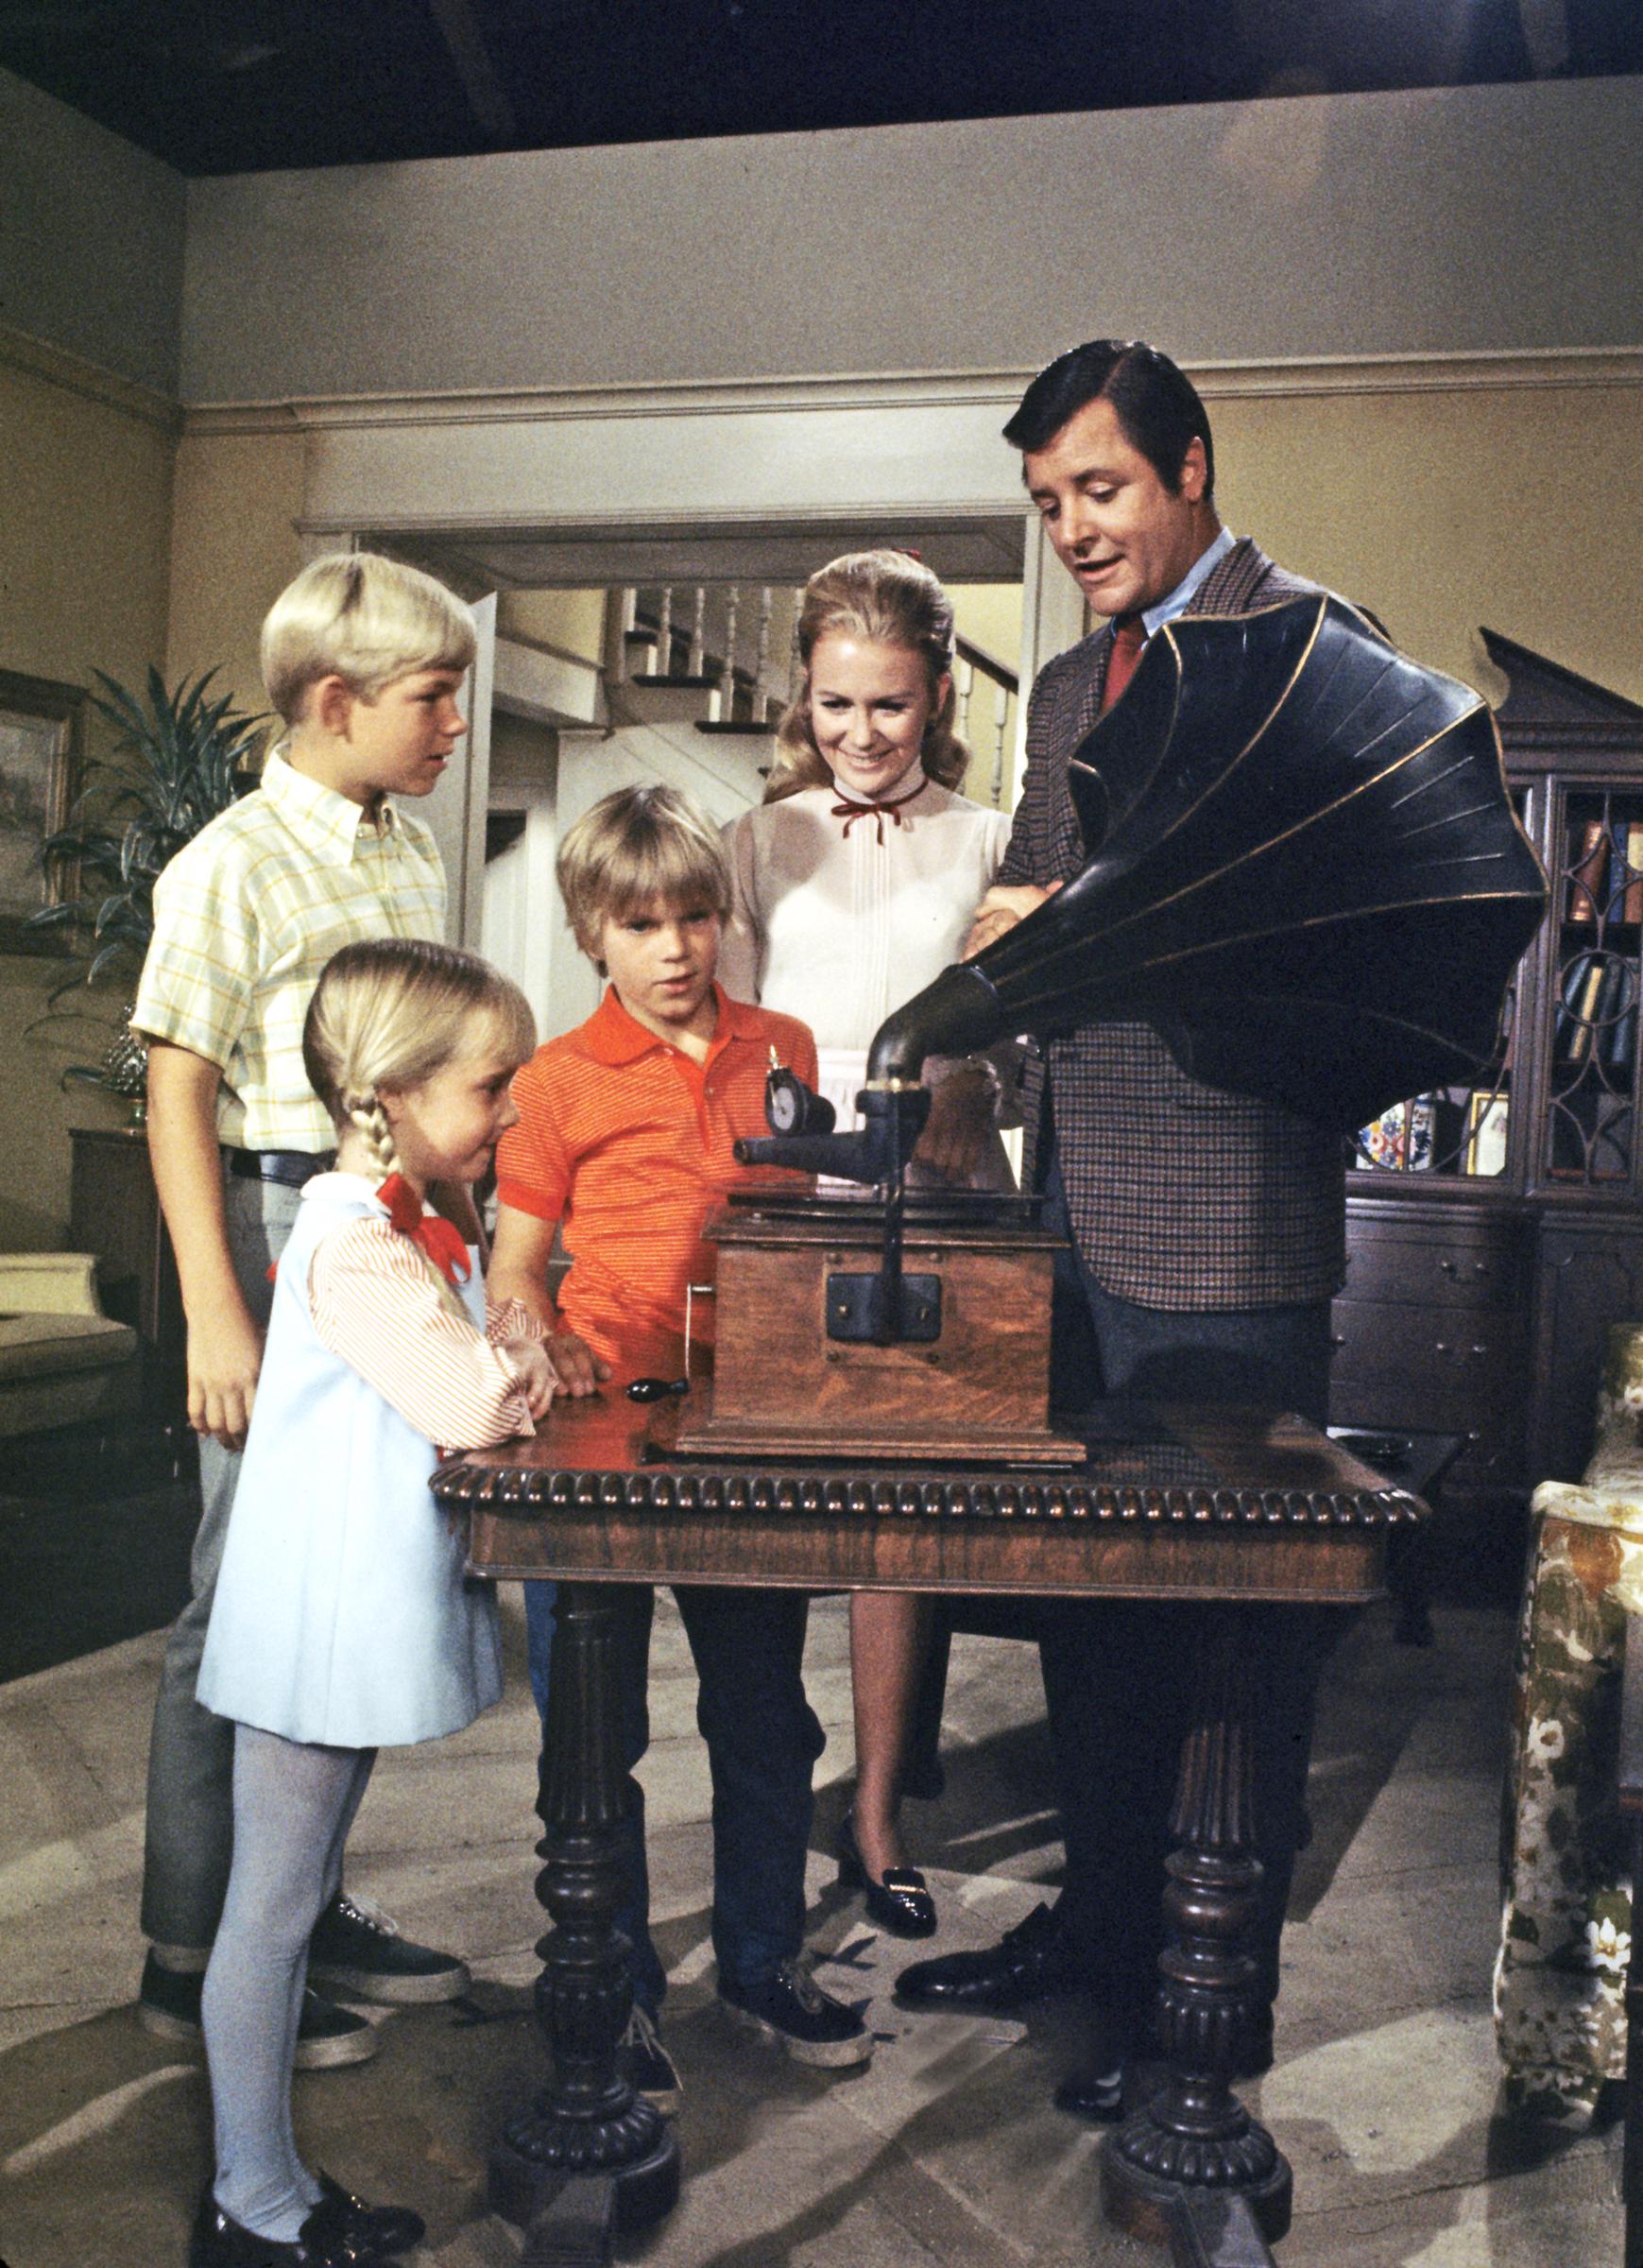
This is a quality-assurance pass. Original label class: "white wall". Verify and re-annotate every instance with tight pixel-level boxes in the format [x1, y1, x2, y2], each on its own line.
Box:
[180, 77, 1643, 406]
[1, 68, 185, 394]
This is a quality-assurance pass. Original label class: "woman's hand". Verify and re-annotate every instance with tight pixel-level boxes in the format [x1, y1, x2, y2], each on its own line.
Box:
[505, 1338, 559, 1420]
[914, 1065, 994, 1186]
[545, 1330, 611, 1398]
[964, 880, 1061, 959]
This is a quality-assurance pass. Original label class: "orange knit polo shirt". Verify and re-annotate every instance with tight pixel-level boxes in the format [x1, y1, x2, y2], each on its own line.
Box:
[495, 983, 816, 1372]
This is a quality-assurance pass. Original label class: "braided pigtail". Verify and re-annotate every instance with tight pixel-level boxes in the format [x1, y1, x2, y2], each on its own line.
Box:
[344, 1090, 400, 1189]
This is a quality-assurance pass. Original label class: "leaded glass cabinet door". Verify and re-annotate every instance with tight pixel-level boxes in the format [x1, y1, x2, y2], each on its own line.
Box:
[1533, 782, 1643, 1197]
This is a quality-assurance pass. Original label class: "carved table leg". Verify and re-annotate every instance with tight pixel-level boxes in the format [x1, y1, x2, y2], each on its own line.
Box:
[1102, 1608, 1292, 2249]
[490, 1579, 680, 2240]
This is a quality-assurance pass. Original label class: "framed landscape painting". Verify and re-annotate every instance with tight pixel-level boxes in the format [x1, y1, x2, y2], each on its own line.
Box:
[0, 668, 83, 954]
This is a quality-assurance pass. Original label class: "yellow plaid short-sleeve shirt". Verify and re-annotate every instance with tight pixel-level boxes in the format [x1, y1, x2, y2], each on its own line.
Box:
[131, 751, 447, 1153]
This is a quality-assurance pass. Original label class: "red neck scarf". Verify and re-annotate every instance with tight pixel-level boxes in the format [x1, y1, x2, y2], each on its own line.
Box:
[829, 773, 929, 843]
[377, 1172, 471, 1287]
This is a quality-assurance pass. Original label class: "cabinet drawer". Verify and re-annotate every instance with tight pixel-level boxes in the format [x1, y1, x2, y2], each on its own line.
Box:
[1329, 1297, 1526, 1433]
[1340, 1232, 1523, 1310]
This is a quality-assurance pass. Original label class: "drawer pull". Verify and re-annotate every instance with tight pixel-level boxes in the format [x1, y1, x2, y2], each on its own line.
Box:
[1439, 1259, 1456, 1275]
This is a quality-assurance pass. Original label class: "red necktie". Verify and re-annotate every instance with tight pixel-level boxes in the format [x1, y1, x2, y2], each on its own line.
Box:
[377, 1172, 472, 1287]
[830, 775, 929, 842]
[1100, 614, 1146, 713]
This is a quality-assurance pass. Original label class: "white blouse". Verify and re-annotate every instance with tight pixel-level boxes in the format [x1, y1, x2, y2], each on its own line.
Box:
[720, 779, 1016, 1182]
[721, 780, 1012, 1046]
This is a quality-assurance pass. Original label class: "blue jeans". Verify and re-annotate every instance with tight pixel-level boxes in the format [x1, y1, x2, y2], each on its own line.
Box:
[529, 1580, 823, 2003]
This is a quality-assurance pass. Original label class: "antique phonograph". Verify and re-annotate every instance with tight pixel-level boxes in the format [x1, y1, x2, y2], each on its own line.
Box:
[673, 593, 1549, 1463]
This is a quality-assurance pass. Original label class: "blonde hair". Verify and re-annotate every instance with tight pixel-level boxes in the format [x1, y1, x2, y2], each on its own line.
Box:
[261, 552, 477, 725]
[556, 783, 731, 962]
[765, 549, 968, 803]
[302, 938, 535, 1188]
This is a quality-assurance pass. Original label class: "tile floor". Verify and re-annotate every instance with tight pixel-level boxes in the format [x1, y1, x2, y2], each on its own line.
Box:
[0, 1588, 1625, 2267]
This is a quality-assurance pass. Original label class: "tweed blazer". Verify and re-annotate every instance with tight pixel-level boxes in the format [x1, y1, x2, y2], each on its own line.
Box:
[997, 537, 1345, 1311]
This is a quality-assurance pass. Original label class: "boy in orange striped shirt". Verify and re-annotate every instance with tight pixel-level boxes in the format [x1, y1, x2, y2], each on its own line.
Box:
[489, 784, 870, 2105]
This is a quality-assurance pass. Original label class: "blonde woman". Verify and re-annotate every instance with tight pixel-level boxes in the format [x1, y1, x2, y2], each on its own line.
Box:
[720, 550, 1015, 1933]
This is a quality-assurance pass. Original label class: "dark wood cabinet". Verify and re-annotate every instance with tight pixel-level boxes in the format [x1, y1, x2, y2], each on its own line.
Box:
[68, 1125, 185, 1409]
[1330, 632, 1643, 1591]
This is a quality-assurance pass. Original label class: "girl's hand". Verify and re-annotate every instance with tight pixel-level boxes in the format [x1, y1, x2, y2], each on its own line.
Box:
[506, 1339, 559, 1420]
[545, 1330, 611, 1398]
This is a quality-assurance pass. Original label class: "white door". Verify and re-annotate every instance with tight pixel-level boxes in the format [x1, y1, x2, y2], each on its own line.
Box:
[426, 592, 497, 946]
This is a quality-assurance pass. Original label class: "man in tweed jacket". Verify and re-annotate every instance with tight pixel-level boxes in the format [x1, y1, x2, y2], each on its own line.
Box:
[897, 339, 1345, 2113]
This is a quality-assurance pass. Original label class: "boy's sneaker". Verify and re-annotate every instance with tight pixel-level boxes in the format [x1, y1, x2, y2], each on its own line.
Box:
[618, 2004, 683, 2115]
[137, 1950, 377, 2070]
[306, 1891, 470, 2004]
[717, 1956, 873, 2068]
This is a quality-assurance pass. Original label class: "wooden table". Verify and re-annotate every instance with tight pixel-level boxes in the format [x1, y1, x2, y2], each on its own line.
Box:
[435, 1381, 1423, 2268]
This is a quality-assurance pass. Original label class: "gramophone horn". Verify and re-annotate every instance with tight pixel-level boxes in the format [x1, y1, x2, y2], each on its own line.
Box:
[866, 593, 1548, 1135]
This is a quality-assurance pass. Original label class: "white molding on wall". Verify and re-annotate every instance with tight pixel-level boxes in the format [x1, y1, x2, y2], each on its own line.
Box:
[180, 346, 1643, 442]
[0, 318, 181, 434]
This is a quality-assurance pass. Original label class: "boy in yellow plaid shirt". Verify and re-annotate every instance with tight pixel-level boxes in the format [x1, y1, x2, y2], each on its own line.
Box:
[130, 552, 476, 2067]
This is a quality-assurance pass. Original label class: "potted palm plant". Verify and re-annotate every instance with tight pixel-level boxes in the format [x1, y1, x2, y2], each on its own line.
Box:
[30, 668, 266, 1108]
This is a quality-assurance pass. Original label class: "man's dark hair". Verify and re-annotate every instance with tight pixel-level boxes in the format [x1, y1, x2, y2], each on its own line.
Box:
[1003, 339, 1215, 503]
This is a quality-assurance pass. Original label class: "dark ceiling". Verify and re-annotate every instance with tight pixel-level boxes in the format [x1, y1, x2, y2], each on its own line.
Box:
[3, 0, 1640, 177]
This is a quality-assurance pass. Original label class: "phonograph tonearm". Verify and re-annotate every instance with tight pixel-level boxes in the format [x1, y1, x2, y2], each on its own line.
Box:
[674, 595, 1549, 1464]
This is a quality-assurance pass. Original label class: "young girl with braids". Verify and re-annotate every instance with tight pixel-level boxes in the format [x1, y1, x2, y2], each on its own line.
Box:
[190, 938, 555, 2268]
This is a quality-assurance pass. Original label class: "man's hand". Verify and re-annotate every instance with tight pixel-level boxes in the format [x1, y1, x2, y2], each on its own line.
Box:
[505, 1338, 559, 1420]
[914, 1065, 994, 1186]
[964, 880, 1061, 959]
[187, 1295, 265, 1451]
[545, 1330, 611, 1398]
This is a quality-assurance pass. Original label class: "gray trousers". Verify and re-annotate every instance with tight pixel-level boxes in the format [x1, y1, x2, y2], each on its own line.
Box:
[140, 1172, 302, 1950]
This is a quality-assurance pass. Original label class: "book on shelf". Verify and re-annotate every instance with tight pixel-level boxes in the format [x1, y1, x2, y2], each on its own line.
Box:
[1623, 821, 1643, 924]
[1568, 818, 1607, 923]
[1563, 816, 1643, 927]
[1464, 1091, 1508, 1177]
[1555, 952, 1607, 1065]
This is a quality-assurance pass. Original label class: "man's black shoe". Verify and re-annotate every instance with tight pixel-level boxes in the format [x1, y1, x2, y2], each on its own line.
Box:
[893, 1901, 1075, 2015]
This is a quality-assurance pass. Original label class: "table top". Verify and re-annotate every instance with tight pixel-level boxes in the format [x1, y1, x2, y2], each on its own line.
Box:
[438, 1378, 1424, 1607]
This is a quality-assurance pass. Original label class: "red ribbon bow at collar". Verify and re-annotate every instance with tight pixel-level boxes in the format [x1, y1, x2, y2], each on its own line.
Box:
[378, 1171, 472, 1287]
[829, 776, 929, 842]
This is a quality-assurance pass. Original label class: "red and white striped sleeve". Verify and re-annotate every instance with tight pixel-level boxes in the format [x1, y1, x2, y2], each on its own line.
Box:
[308, 1217, 538, 1449]
[488, 1294, 548, 1346]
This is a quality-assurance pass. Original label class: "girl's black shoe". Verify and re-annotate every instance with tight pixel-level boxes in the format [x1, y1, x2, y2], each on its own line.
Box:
[189, 2189, 400, 2265]
[836, 1812, 937, 1937]
[314, 2172, 426, 2255]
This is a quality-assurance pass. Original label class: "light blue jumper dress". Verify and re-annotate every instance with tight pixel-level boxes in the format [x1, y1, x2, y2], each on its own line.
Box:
[197, 1173, 503, 1749]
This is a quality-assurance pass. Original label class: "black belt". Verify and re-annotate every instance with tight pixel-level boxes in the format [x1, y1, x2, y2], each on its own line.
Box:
[224, 1147, 334, 1189]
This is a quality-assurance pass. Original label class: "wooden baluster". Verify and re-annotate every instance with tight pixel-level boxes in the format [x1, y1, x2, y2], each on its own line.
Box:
[655, 584, 674, 679]
[753, 587, 773, 723]
[991, 696, 1010, 808]
[956, 657, 974, 746]
[719, 585, 740, 723]
[608, 588, 637, 686]
[687, 587, 707, 679]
